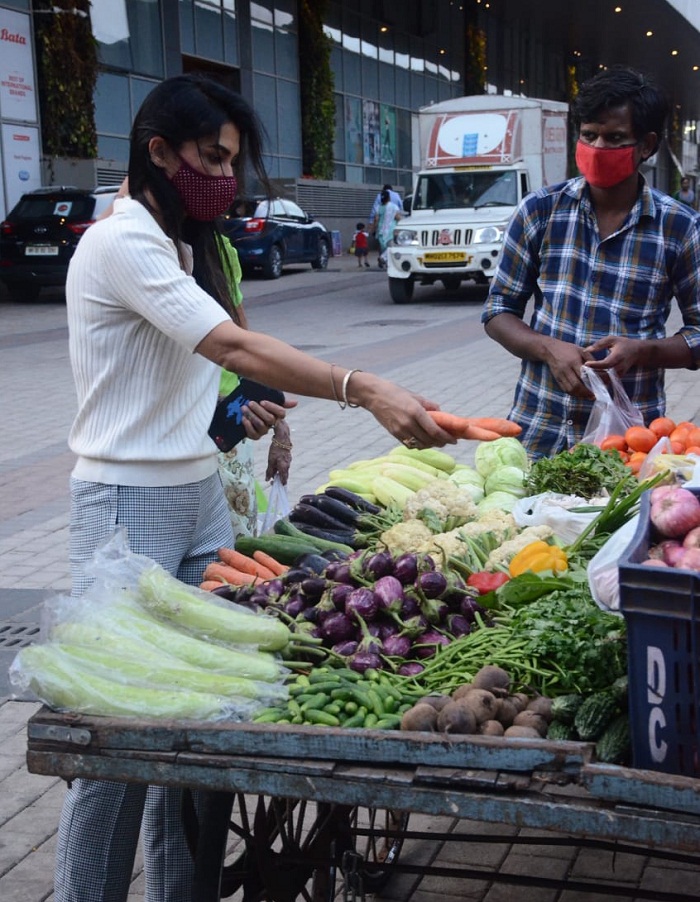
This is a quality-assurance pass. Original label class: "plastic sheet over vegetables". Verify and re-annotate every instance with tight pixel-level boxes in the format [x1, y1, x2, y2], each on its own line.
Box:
[9, 531, 290, 721]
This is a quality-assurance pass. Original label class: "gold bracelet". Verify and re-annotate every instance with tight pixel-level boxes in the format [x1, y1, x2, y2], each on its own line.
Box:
[271, 437, 293, 451]
[342, 369, 362, 408]
[330, 363, 346, 409]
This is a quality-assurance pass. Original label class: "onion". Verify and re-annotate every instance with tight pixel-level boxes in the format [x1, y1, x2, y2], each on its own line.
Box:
[650, 486, 700, 538]
[659, 539, 685, 567]
[675, 547, 700, 571]
[683, 526, 700, 549]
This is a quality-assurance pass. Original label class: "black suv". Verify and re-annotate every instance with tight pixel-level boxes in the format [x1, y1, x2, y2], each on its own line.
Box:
[0, 185, 120, 300]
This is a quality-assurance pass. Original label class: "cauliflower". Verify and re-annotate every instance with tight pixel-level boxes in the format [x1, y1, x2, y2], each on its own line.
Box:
[458, 510, 517, 542]
[417, 527, 474, 558]
[379, 520, 434, 556]
[485, 524, 555, 571]
[403, 479, 478, 531]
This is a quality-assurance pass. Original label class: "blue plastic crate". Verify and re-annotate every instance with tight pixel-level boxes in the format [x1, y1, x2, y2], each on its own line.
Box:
[619, 487, 700, 776]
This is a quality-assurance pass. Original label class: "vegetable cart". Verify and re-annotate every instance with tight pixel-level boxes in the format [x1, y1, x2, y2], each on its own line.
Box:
[25, 708, 700, 902]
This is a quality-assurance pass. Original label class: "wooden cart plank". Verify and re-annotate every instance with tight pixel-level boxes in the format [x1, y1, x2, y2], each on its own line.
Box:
[582, 763, 700, 816]
[26, 750, 700, 853]
[26, 709, 592, 773]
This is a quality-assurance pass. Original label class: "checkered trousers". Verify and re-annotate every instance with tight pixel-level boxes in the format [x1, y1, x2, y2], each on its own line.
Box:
[55, 473, 233, 902]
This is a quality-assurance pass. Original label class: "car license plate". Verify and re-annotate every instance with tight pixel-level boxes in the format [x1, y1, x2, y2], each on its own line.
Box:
[25, 245, 59, 256]
[423, 250, 468, 263]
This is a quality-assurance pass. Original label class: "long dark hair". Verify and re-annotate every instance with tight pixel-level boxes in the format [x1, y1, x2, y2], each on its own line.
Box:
[128, 74, 270, 319]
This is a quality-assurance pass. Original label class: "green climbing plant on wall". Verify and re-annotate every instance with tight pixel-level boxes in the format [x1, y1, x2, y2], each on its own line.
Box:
[298, 0, 335, 179]
[33, 0, 97, 159]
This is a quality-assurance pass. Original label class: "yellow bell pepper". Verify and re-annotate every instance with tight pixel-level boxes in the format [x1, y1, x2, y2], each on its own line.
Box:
[508, 540, 568, 578]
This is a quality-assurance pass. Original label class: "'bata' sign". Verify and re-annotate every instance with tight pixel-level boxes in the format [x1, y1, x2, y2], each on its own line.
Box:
[0, 10, 36, 123]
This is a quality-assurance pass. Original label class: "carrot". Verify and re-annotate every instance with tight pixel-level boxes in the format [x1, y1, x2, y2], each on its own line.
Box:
[463, 416, 522, 437]
[217, 547, 276, 580]
[203, 561, 263, 586]
[427, 411, 502, 441]
[252, 549, 289, 576]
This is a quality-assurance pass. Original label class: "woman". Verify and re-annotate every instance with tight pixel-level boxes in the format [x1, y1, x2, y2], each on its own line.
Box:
[57, 74, 452, 902]
[372, 187, 401, 269]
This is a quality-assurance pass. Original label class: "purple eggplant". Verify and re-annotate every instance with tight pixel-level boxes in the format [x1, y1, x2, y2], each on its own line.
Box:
[331, 639, 359, 657]
[393, 553, 419, 585]
[414, 629, 451, 659]
[362, 550, 394, 580]
[419, 596, 449, 625]
[400, 595, 421, 618]
[398, 661, 425, 676]
[320, 612, 357, 644]
[348, 651, 383, 674]
[418, 553, 436, 572]
[283, 595, 309, 619]
[460, 596, 485, 622]
[300, 577, 328, 601]
[445, 613, 472, 638]
[376, 618, 398, 641]
[330, 582, 353, 611]
[382, 633, 412, 658]
[324, 560, 353, 583]
[373, 575, 404, 615]
[416, 570, 448, 599]
[345, 587, 379, 623]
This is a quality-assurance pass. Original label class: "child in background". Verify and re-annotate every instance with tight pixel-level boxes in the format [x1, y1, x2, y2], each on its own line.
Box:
[353, 222, 370, 268]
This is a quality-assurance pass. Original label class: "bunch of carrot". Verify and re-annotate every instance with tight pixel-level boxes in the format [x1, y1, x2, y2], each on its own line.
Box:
[199, 547, 288, 592]
[428, 411, 522, 442]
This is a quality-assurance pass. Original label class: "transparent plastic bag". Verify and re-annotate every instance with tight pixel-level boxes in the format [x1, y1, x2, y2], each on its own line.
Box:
[8, 530, 288, 720]
[511, 492, 602, 545]
[587, 516, 639, 615]
[580, 365, 644, 445]
[259, 474, 291, 535]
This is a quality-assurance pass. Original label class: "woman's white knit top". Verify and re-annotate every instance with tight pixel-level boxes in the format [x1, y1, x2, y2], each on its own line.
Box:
[66, 197, 231, 487]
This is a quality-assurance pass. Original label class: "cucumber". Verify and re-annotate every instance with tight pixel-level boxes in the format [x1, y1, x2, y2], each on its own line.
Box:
[235, 534, 320, 565]
[274, 518, 354, 554]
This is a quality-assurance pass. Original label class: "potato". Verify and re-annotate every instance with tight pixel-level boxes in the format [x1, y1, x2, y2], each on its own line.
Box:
[526, 695, 553, 722]
[471, 665, 511, 695]
[458, 688, 499, 724]
[513, 710, 548, 737]
[451, 683, 474, 700]
[401, 703, 438, 732]
[504, 725, 541, 739]
[496, 697, 519, 728]
[479, 719, 505, 737]
[416, 694, 452, 712]
[436, 699, 478, 735]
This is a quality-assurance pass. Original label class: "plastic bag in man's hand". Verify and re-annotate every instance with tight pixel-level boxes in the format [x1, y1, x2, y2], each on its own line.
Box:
[580, 365, 644, 446]
[260, 474, 291, 535]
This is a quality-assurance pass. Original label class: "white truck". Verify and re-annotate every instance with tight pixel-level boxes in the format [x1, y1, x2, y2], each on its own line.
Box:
[387, 94, 568, 303]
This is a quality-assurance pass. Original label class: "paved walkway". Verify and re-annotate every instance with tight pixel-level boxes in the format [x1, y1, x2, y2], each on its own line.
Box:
[2, 255, 700, 901]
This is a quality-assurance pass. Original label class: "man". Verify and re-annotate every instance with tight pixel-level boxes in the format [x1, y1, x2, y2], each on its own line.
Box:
[481, 66, 700, 459]
[675, 176, 696, 209]
[370, 183, 403, 222]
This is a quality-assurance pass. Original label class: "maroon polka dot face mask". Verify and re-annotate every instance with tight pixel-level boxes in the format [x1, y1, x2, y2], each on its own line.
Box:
[169, 157, 238, 221]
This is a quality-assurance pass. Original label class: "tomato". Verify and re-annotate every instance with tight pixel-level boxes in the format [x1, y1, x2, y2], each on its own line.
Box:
[648, 416, 676, 438]
[600, 434, 627, 452]
[625, 426, 657, 454]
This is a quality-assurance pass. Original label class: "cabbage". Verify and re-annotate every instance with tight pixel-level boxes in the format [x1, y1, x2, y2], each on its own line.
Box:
[477, 491, 521, 514]
[474, 437, 529, 478]
[484, 466, 527, 498]
[448, 466, 484, 488]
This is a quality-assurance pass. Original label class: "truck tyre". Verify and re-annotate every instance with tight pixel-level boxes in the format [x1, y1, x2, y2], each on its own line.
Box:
[441, 276, 461, 291]
[389, 276, 414, 304]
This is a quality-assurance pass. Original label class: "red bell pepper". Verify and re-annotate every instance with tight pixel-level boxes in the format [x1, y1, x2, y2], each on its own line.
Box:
[466, 571, 510, 595]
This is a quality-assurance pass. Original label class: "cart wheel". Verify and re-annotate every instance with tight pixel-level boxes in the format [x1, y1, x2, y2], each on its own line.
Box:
[217, 795, 408, 901]
[344, 806, 409, 893]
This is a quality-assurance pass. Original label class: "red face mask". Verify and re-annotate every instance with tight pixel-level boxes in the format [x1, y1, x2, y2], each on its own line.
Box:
[169, 157, 238, 221]
[575, 140, 639, 188]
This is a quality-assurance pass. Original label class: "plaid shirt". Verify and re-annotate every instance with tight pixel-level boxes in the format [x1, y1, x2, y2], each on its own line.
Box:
[482, 176, 700, 458]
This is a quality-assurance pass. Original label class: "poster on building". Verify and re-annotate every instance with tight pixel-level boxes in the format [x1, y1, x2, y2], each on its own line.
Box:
[344, 97, 363, 165]
[1, 123, 41, 214]
[380, 104, 396, 166]
[362, 100, 381, 166]
[0, 9, 37, 123]
[0, 138, 6, 222]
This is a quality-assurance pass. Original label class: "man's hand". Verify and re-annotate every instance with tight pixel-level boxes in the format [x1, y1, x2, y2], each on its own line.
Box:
[543, 339, 596, 398]
[584, 336, 647, 375]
